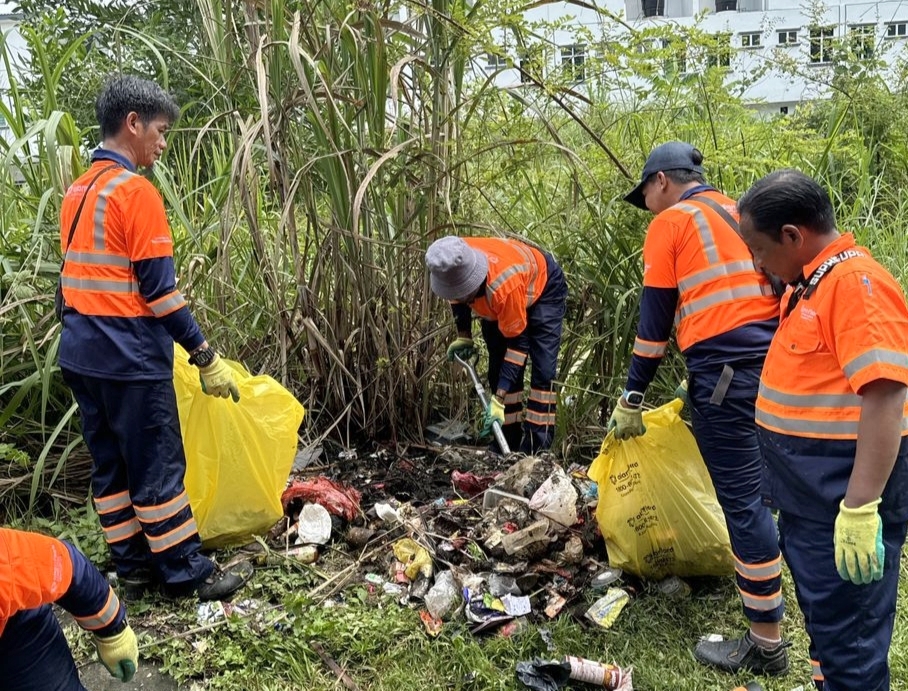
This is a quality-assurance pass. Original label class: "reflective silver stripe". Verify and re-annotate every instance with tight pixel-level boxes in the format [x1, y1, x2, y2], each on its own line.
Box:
[74, 590, 121, 631]
[757, 408, 908, 435]
[65, 251, 131, 268]
[525, 409, 556, 425]
[93, 170, 135, 250]
[503, 391, 523, 405]
[529, 389, 557, 404]
[513, 243, 540, 305]
[147, 517, 199, 553]
[133, 491, 190, 523]
[811, 660, 824, 679]
[149, 292, 187, 316]
[759, 383, 862, 409]
[677, 260, 759, 293]
[102, 517, 141, 543]
[676, 203, 719, 264]
[94, 491, 131, 515]
[843, 349, 908, 380]
[505, 348, 527, 365]
[734, 556, 782, 581]
[679, 284, 766, 319]
[60, 276, 139, 293]
[503, 411, 524, 425]
[633, 338, 667, 357]
[489, 264, 523, 292]
[740, 590, 783, 612]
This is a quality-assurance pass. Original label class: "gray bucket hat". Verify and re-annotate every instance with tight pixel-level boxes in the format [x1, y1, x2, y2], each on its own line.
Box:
[624, 142, 704, 210]
[425, 236, 488, 301]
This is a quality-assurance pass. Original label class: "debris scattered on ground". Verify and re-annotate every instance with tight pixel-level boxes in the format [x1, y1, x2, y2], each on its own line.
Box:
[515, 655, 633, 690]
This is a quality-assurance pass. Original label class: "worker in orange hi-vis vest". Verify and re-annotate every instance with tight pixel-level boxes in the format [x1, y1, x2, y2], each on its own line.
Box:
[58, 75, 251, 602]
[738, 170, 908, 691]
[425, 236, 567, 454]
[0, 527, 138, 690]
[613, 142, 789, 677]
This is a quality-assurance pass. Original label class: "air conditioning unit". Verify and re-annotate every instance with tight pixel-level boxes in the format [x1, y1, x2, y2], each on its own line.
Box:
[642, 0, 665, 17]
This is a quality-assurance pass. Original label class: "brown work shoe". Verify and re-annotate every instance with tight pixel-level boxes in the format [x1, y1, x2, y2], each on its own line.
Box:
[694, 631, 790, 677]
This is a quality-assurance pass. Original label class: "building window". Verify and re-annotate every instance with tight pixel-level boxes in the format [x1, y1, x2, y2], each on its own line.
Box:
[849, 25, 876, 59]
[809, 26, 834, 64]
[716, 0, 737, 11]
[780, 106, 789, 114]
[740, 32, 761, 48]
[642, 0, 665, 18]
[518, 51, 539, 84]
[778, 29, 798, 45]
[886, 22, 907, 39]
[662, 39, 687, 75]
[707, 33, 732, 68]
[560, 44, 586, 83]
[485, 52, 507, 71]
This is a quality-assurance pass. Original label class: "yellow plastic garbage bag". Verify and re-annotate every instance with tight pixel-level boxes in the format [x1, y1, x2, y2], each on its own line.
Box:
[173, 344, 305, 548]
[588, 399, 733, 579]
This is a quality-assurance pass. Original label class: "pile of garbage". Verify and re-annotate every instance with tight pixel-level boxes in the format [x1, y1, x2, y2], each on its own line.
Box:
[273, 449, 636, 689]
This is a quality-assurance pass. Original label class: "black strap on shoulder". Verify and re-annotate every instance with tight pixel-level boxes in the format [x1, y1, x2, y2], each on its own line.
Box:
[785, 249, 865, 316]
[690, 193, 786, 298]
[61, 164, 119, 267]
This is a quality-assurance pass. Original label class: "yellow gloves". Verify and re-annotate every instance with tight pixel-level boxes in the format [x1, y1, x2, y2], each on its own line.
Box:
[481, 397, 505, 437]
[607, 403, 645, 440]
[199, 354, 240, 402]
[834, 498, 884, 585]
[94, 625, 138, 682]
[447, 337, 475, 362]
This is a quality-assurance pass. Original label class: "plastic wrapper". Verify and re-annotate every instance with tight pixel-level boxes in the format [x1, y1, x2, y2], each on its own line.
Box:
[588, 399, 733, 579]
[529, 467, 579, 529]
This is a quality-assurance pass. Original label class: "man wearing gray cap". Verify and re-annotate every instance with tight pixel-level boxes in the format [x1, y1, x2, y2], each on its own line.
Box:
[612, 142, 789, 677]
[425, 236, 567, 454]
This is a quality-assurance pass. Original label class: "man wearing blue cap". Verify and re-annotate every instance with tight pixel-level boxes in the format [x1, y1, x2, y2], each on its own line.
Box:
[612, 143, 789, 677]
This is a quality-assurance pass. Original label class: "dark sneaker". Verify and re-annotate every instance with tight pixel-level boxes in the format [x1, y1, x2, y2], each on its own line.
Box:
[694, 631, 790, 676]
[196, 560, 254, 602]
[118, 568, 157, 601]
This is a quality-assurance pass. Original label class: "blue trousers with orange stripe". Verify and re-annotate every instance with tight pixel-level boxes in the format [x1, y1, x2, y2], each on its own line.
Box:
[62, 370, 213, 589]
[0, 606, 86, 691]
[688, 365, 784, 625]
[779, 511, 906, 691]
[481, 257, 567, 454]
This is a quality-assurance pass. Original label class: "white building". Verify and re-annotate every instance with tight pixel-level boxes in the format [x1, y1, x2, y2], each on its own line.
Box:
[479, 1, 908, 113]
[0, 2, 25, 141]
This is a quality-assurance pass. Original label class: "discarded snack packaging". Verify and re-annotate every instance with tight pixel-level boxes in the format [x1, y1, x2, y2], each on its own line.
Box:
[584, 588, 630, 629]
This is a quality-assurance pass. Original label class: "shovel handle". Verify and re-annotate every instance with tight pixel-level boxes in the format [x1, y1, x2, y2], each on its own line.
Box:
[454, 354, 511, 455]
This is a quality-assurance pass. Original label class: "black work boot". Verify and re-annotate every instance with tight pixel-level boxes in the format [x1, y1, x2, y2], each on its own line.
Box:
[196, 560, 254, 602]
[694, 631, 790, 677]
[117, 568, 157, 601]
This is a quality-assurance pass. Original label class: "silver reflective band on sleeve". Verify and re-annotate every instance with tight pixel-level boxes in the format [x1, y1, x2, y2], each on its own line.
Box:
[843, 349, 908, 380]
[633, 339, 667, 357]
[734, 556, 782, 581]
[65, 251, 131, 268]
[677, 260, 760, 293]
[675, 203, 720, 264]
[74, 590, 121, 631]
[60, 276, 140, 293]
[678, 284, 766, 319]
[93, 170, 135, 250]
[149, 292, 187, 316]
[739, 590, 783, 612]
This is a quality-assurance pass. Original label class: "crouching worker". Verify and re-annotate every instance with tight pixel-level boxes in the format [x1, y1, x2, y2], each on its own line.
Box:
[425, 236, 567, 454]
[0, 527, 138, 690]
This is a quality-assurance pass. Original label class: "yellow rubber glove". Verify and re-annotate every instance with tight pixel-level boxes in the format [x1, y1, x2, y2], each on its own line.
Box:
[481, 396, 505, 437]
[94, 625, 138, 682]
[446, 337, 475, 362]
[607, 402, 646, 440]
[834, 498, 884, 585]
[199, 354, 240, 402]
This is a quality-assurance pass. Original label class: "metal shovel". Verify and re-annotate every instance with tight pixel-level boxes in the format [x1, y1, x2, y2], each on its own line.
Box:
[453, 353, 511, 455]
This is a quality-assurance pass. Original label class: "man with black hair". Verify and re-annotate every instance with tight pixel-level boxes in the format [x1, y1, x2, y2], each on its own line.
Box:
[613, 142, 788, 676]
[59, 75, 250, 602]
[738, 169, 908, 691]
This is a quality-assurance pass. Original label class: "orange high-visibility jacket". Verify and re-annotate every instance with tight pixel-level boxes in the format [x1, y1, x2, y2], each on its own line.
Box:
[464, 237, 548, 338]
[642, 190, 779, 352]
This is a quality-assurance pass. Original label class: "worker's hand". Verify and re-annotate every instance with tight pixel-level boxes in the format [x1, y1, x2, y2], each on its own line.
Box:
[835, 498, 884, 585]
[481, 396, 505, 437]
[94, 625, 138, 682]
[675, 379, 689, 407]
[607, 401, 646, 440]
[447, 337, 475, 362]
[198, 354, 240, 402]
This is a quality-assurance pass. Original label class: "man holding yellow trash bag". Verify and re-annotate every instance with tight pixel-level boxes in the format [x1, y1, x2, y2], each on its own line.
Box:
[610, 143, 788, 677]
[58, 75, 251, 602]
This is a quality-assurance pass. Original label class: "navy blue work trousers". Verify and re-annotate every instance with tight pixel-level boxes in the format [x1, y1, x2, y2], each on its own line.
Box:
[482, 256, 567, 454]
[0, 606, 86, 691]
[779, 511, 907, 691]
[62, 370, 213, 588]
[689, 365, 784, 624]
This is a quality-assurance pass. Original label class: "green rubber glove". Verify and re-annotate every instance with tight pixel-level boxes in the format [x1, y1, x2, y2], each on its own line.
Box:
[607, 402, 646, 440]
[199, 353, 240, 402]
[94, 625, 138, 682]
[446, 336, 475, 362]
[481, 396, 505, 437]
[834, 498, 884, 585]
[675, 379, 689, 407]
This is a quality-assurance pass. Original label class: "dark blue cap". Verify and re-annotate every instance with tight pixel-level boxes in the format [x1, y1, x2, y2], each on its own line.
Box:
[624, 142, 704, 210]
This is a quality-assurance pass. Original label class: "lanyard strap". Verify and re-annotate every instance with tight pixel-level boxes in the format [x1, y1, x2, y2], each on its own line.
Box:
[785, 248, 865, 316]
